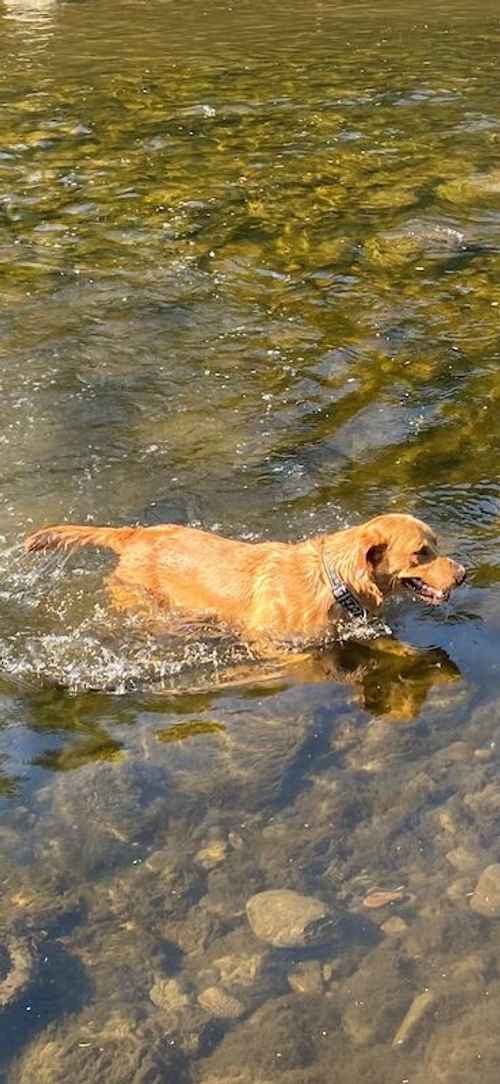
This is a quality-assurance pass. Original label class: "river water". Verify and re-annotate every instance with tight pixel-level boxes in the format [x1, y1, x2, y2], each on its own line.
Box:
[0, 0, 499, 1080]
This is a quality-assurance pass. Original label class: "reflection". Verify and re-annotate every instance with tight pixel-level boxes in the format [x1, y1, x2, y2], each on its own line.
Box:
[284, 637, 462, 721]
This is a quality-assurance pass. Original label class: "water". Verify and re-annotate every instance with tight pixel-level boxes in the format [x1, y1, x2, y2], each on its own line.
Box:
[0, 0, 499, 1079]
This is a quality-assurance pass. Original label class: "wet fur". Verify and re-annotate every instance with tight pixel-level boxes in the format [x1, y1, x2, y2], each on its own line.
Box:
[25, 513, 465, 652]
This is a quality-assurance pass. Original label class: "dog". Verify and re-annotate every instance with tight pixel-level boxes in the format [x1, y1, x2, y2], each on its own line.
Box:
[25, 513, 465, 653]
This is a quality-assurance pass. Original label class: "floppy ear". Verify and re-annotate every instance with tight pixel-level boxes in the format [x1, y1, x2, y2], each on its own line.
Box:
[350, 531, 387, 608]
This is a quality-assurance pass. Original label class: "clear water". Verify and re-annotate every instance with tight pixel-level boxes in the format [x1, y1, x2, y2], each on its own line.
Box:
[0, 1, 500, 1081]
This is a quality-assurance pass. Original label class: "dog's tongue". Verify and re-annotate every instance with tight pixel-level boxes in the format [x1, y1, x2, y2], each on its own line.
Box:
[404, 577, 448, 604]
[420, 584, 446, 602]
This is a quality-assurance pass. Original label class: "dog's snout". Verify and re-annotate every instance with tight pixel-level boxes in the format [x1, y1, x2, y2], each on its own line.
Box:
[454, 563, 466, 585]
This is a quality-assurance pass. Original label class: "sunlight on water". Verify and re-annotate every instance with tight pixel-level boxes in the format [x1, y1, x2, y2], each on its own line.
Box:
[0, 0, 500, 1081]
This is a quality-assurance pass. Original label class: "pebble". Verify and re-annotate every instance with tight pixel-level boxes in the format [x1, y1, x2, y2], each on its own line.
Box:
[392, 989, 436, 1047]
[470, 864, 500, 916]
[362, 890, 405, 909]
[288, 960, 324, 995]
[474, 746, 495, 763]
[213, 953, 262, 988]
[149, 977, 190, 1012]
[195, 840, 227, 869]
[445, 847, 479, 872]
[438, 169, 500, 203]
[0, 938, 35, 1008]
[382, 917, 408, 936]
[198, 985, 245, 1018]
[246, 889, 336, 948]
[447, 877, 474, 901]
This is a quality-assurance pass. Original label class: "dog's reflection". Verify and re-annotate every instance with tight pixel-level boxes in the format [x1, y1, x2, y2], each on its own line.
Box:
[199, 635, 461, 722]
[278, 636, 462, 720]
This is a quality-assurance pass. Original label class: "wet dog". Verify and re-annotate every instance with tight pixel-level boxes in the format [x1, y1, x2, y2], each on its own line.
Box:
[25, 513, 465, 652]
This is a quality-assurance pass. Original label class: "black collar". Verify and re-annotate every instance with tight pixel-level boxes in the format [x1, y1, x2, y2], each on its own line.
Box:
[322, 556, 393, 638]
[322, 557, 368, 620]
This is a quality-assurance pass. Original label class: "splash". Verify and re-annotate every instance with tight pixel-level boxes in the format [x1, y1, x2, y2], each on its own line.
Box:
[0, 543, 258, 694]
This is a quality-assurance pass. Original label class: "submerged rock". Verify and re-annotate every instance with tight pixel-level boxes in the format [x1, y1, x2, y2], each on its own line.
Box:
[246, 889, 337, 948]
[437, 169, 500, 203]
[470, 865, 500, 916]
[287, 959, 324, 995]
[392, 989, 436, 1047]
[0, 936, 36, 1008]
[197, 985, 245, 1019]
[363, 218, 469, 269]
[341, 946, 414, 1047]
[416, 988, 500, 1083]
[149, 977, 190, 1012]
[196, 994, 324, 1078]
[11, 1011, 185, 1084]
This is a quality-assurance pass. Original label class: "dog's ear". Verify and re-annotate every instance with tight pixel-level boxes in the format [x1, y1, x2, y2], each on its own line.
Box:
[350, 530, 388, 607]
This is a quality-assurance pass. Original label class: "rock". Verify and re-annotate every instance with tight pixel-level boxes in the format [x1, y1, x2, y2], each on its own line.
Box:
[198, 985, 245, 1018]
[470, 865, 500, 916]
[415, 989, 500, 1083]
[212, 953, 263, 989]
[363, 218, 469, 270]
[447, 877, 474, 902]
[362, 890, 405, 909]
[246, 889, 336, 949]
[197, 995, 321, 1077]
[446, 847, 479, 873]
[342, 946, 412, 1046]
[149, 977, 190, 1012]
[381, 917, 408, 936]
[438, 169, 500, 203]
[474, 746, 495, 763]
[195, 839, 227, 869]
[288, 960, 324, 995]
[392, 989, 436, 1047]
[12, 1011, 183, 1084]
[0, 936, 36, 1007]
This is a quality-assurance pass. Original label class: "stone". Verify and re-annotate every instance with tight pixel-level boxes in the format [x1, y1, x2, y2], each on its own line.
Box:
[415, 990, 500, 1083]
[288, 960, 324, 995]
[0, 936, 36, 1008]
[196, 995, 319, 1076]
[392, 989, 436, 1047]
[362, 890, 405, 909]
[447, 877, 474, 901]
[381, 917, 408, 936]
[438, 169, 500, 203]
[446, 847, 479, 872]
[213, 953, 263, 989]
[246, 889, 336, 948]
[195, 839, 228, 869]
[149, 977, 190, 1012]
[470, 865, 500, 916]
[342, 946, 412, 1046]
[198, 985, 245, 1018]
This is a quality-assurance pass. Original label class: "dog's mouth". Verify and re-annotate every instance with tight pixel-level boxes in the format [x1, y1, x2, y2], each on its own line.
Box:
[400, 577, 450, 605]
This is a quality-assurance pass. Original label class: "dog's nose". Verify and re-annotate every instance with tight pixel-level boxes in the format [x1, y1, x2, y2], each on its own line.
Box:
[454, 563, 466, 585]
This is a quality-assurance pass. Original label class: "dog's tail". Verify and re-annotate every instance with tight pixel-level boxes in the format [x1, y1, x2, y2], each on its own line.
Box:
[25, 524, 137, 556]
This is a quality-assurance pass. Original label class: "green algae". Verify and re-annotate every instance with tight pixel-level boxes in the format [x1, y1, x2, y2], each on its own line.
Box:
[0, 0, 500, 1082]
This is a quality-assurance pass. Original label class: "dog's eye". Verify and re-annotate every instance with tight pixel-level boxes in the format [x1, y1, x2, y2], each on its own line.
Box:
[416, 545, 431, 559]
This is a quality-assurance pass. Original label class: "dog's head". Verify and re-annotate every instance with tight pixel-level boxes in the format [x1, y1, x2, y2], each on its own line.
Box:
[331, 513, 465, 609]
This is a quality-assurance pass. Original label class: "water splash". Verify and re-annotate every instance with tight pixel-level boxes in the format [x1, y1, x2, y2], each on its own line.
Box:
[0, 543, 257, 694]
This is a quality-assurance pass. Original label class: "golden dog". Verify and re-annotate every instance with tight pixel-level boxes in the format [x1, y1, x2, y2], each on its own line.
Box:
[25, 513, 465, 652]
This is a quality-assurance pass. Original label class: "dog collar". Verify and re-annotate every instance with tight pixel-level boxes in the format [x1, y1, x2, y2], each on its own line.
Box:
[322, 557, 368, 620]
[322, 556, 393, 638]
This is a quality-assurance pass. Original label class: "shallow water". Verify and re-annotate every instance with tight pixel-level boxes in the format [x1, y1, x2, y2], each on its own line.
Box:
[0, 0, 500, 1080]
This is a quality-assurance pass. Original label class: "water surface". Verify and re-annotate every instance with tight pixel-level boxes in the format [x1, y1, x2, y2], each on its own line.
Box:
[1, 1, 500, 1081]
